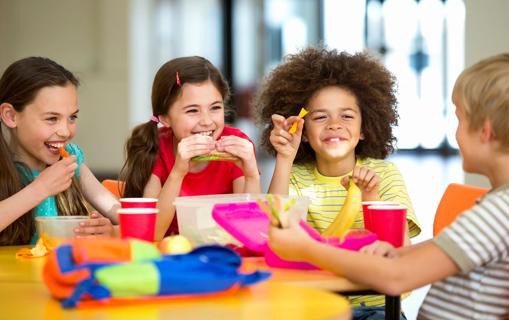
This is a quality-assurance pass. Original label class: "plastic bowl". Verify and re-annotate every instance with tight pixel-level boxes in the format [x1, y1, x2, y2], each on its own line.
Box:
[174, 193, 309, 246]
[35, 216, 89, 249]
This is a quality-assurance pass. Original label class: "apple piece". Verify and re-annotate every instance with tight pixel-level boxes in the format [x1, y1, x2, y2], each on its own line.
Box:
[159, 235, 193, 254]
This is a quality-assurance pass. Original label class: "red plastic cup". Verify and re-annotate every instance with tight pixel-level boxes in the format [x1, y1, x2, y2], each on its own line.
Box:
[120, 198, 158, 209]
[118, 208, 158, 242]
[361, 201, 399, 231]
[368, 204, 407, 248]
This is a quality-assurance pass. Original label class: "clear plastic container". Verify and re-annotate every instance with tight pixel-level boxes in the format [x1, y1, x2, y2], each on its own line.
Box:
[35, 216, 88, 249]
[173, 193, 309, 246]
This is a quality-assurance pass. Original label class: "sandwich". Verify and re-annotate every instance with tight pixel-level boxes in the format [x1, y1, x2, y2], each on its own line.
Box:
[192, 151, 239, 162]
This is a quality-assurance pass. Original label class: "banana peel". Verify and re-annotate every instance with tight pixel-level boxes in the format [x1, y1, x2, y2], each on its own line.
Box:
[322, 179, 362, 241]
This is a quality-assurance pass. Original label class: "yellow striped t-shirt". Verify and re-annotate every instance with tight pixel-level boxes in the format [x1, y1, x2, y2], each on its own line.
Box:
[289, 157, 421, 307]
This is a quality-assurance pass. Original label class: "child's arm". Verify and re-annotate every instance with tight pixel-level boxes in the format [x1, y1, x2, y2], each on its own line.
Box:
[144, 173, 182, 240]
[78, 164, 120, 224]
[342, 165, 414, 246]
[269, 218, 459, 296]
[268, 114, 304, 194]
[147, 134, 214, 240]
[216, 135, 260, 193]
[0, 157, 78, 232]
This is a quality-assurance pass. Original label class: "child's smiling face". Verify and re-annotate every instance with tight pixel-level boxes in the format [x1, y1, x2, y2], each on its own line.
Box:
[304, 86, 362, 165]
[162, 80, 225, 143]
[8, 84, 78, 171]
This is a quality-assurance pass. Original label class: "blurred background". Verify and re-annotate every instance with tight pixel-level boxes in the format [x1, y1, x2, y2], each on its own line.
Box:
[1, 0, 508, 317]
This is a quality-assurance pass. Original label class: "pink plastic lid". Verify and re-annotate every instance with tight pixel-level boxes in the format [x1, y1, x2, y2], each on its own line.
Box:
[212, 202, 378, 251]
[213, 201, 378, 270]
[212, 202, 269, 252]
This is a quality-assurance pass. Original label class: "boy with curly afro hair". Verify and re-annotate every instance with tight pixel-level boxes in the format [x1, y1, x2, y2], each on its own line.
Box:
[254, 46, 420, 318]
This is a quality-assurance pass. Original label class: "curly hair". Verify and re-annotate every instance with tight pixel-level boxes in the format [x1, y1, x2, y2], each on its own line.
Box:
[254, 46, 398, 164]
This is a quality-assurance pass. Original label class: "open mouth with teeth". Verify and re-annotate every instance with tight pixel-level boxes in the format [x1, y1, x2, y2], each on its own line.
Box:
[323, 137, 346, 143]
[193, 130, 215, 137]
[45, 142, 66, 154]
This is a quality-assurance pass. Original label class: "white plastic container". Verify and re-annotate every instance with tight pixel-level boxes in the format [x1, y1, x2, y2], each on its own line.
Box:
[173, 193, 309, 246]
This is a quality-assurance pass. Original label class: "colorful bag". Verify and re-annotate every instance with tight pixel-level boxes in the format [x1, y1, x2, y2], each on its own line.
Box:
[42, 238, 270, 308]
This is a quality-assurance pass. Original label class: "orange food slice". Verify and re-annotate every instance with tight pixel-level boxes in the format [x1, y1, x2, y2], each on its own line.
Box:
[59, 147, 69, 158]
[15, 238, 49, 258]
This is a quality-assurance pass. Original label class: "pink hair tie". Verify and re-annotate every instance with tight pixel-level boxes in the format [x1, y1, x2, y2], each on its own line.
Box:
[150, 115, 159, 123]
[176, 71, 181, 87]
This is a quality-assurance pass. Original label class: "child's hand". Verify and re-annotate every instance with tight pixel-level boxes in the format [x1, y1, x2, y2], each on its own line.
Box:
[360, 240, 398, 258]
[341, 166, 380, 201]
[34, 156, 78, 197]
[173, 134, 215, 175]
[269, 114, 304, 160]
[268, 217, 314, 261]
[74, 211, 114, 238]
[215, 136, 258, 177]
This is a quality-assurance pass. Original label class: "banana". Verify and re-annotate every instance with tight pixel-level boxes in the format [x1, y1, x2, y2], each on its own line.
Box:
[322, 178, 362, 241]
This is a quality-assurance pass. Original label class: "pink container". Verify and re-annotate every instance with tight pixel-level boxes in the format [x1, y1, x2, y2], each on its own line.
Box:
[118, 208, 158, 242]
[368, 204, 407, 248]
[120, 198, 158, 209]
[361, 201, 399, 231]
[212, 202, 377, 270]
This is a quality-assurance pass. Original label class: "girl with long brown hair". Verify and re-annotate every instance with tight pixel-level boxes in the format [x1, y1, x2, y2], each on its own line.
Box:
[120, 56, 260, 240]
[0, 57, 119, 245]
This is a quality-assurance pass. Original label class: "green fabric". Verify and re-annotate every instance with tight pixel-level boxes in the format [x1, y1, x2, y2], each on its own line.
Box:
[130, 240, 161, 261]
[95, 263, 160, 297]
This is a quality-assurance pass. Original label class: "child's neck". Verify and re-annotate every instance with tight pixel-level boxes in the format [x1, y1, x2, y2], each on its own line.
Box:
[486, 152, 509, 189]
[9, 139, 45, 171]
[315, 155, 356, 177]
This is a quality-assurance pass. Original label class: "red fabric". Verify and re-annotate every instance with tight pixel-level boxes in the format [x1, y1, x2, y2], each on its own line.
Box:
[152, 126, 256, 235]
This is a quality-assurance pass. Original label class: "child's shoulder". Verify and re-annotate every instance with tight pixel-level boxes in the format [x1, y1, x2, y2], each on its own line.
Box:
[291, 162, 315, 175]
[65, 143, 83, 157]
[358, 157, 397, 170]
[65, 143, 85, 166]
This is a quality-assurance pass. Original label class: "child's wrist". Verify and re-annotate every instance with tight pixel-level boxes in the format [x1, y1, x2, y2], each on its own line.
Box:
[28, 178, 51, 199]
[299, 238, 316, 261]
[169, 169, 186, 181]
[276, 153, 295, 163]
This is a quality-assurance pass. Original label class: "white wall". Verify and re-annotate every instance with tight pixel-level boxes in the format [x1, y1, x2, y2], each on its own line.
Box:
[0, 0, 129, 174]
[2, 0, 508, 181]
[463, 0, 509, 188]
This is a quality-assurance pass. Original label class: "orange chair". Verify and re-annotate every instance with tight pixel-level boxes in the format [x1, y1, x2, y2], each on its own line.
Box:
[433, 183, 489, 236]
[101, 179, 125, 199]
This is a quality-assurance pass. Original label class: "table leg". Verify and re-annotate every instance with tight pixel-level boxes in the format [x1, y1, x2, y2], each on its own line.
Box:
[385, 295, 401, 320]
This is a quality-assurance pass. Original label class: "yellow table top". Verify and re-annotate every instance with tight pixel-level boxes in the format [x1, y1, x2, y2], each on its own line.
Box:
[242, 257, 369, 293]
[0, 246, 351, 320]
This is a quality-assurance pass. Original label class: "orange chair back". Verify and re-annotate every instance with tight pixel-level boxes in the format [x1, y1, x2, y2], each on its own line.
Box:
[433, 183, 488, 236]
[101, 179, 125, 199]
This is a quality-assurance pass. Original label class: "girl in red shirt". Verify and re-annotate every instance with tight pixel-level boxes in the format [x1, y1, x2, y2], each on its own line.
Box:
[121, 56, 260, 240]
